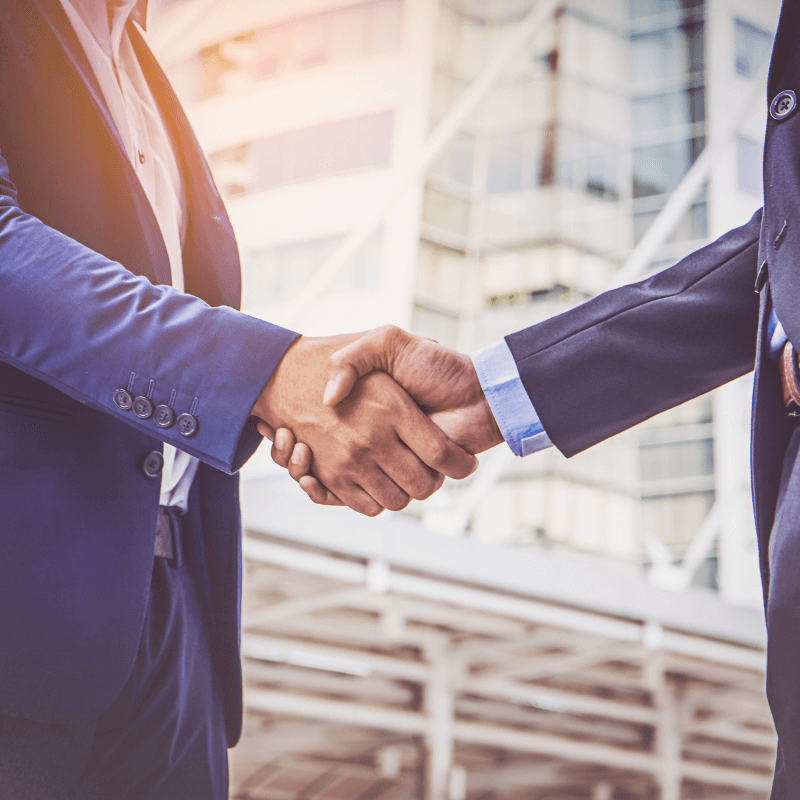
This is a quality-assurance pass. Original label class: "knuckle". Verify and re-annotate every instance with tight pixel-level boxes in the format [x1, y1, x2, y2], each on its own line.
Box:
[427, 439, 450, 468]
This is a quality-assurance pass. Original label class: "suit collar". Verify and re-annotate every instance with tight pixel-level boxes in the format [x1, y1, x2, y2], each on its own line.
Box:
[59, 0, 148, 62]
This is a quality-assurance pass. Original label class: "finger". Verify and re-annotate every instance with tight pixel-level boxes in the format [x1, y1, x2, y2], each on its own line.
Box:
[256, 419, 275, 441]
[394, 399, 479, 480]
[379, 444, 444, 501]
[324, 326, 402, 406]
[356, 467, 411, 513]
[327, 481, 385, 517]
[298, 475, 345, 506]
[271, 428, 296, 469]
[288, 443, 313, 481]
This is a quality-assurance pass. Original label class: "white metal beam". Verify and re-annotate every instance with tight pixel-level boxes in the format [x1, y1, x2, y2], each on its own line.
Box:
[243, 536, 766, 669]
[242, 633, 431, 681]
[244, 688, 771, 791]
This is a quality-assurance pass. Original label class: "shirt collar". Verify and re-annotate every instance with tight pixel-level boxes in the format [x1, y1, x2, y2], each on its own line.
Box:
[66, 0, 148, 60]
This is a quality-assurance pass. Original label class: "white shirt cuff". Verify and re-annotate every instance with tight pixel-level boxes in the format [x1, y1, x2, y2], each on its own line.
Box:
[470, 340, 553, 457]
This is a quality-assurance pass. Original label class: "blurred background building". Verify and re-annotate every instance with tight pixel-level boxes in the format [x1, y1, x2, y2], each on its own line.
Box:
[149, 1, 780, 797]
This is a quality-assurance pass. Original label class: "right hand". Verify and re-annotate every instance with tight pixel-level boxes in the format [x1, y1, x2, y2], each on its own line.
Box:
[275, 326, 506, 506]
[251, 334, 477, 516]
[323, 326, 504, 454]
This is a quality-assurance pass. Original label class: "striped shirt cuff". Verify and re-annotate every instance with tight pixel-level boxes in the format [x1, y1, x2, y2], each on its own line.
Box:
[470, 340, 553, 457]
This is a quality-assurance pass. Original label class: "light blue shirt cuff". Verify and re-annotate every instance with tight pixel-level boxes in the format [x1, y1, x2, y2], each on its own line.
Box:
[471, 340, 553, 457]
[768, 308, 787, 357]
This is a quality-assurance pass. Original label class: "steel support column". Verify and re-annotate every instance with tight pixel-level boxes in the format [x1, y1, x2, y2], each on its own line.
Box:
[425, 645, 456, 800]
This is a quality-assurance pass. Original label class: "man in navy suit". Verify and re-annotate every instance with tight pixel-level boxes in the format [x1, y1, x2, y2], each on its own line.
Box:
[279, 2, 800, 797]
[0, 1, 479, 797]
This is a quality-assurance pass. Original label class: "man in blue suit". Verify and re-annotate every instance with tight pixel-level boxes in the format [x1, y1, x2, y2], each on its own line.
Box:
[0, 1, 479, 797]
[278, 3, 800, 797]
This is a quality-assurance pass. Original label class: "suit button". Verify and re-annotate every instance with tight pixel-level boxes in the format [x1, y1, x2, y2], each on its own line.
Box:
[770, 90, 797, 120]
[177, 413, 198, 437]
[113, 388, 133, 411]
[133, 396, 154, 419]
[142, 450, 164, 478]
[154, 405, 175, 428]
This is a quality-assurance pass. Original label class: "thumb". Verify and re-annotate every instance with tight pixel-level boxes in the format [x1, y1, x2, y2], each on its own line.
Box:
[323, 327, 399, 406]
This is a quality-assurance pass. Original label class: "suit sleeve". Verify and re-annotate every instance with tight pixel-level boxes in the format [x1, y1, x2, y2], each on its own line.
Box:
[0, 149, 298, 474]
[505, 209, 763, 458]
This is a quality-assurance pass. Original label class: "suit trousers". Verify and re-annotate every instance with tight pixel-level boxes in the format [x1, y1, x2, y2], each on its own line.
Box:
[0, 509, 228, 800]
[767, 423, 800, 799]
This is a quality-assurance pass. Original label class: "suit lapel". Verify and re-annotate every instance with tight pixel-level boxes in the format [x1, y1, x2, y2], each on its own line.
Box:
[28, 0, 128, 157]
[26, 0, 240, 305]
[129, 25, 242, 310]
[28, 0, 173, 286]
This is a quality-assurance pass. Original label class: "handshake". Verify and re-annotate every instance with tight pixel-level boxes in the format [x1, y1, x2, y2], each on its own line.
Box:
[251, 325, 505, 516]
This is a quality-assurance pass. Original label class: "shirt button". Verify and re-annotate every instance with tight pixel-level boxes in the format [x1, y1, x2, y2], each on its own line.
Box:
[770, 90, 797, 120]
[133, 396, 154, 419]
[142, 450, 164, 478]
[138, 150, 146, 164]
[113, 388, 133, 411]
[154, 405, 176, 428]
[177, 413, 198, 438]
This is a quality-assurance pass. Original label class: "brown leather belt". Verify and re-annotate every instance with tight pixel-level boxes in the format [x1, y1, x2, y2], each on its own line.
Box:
[781, 342, 800, 410]
[154, 507, 176, 559]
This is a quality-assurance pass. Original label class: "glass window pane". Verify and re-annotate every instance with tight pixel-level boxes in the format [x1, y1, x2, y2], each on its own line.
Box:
[737, 136, 763, 196]
[432, 134, 475, 187]
[734, 18, 773, 78]
[632, 87, 705, 133]
[630, 0, 703, 20]
[632, 136, 704, 197]
[243, 231, 382, 306]
[194, 0, 404, 101]
[243, 111, 394, 193]
[630, 22, 704, 84]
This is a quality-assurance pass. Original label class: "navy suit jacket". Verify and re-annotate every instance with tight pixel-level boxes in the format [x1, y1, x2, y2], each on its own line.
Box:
[0, 0, 298, 744]
[506, 2, 800, 611]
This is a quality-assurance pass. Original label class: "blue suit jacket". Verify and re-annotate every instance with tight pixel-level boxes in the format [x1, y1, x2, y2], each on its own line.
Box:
[0, 0, 298, 744]
[505, 1, 800, 612]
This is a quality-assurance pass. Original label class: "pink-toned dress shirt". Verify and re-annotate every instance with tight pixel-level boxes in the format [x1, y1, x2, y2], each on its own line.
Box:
[58, 0, 199, 510]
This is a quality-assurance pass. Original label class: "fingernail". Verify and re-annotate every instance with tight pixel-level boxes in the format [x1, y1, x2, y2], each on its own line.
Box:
[323, 380, 337, 406]
[291, 451, 302, 465]
[469, 458, 479, 475]
[274, 438, 285, 451]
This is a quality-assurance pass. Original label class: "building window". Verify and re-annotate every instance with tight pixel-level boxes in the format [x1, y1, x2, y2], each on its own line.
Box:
[630, 22, 705, 85]
[242, 231, 382, 307]
[632, 136, 704, 198]
[411, 303, 460, 350]
[631, 86, 705, 133]
[194, 0, 404, 102]
[629, 0, 704, 20]
[734, 18, 773, 79]
[210, 111, 395, 196]
[737, 136, 762, 196]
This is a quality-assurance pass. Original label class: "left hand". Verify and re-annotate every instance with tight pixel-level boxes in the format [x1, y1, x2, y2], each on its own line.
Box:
[258, 424, 347, 506]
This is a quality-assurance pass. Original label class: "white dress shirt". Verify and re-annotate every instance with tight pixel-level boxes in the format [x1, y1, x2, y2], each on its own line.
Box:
[58, 0, 199, 509]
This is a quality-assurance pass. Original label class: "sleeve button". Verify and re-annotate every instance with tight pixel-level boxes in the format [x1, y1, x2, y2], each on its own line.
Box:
[142, 450, 164, 478]
[133, 396, 154, 419]
[113, 389, 133, 411]
[177, 413, 198, 437]
[154, 405, 175, 428]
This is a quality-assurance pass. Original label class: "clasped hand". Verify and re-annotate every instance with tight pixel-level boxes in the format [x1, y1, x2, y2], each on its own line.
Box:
[253, 327, 504, 515]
